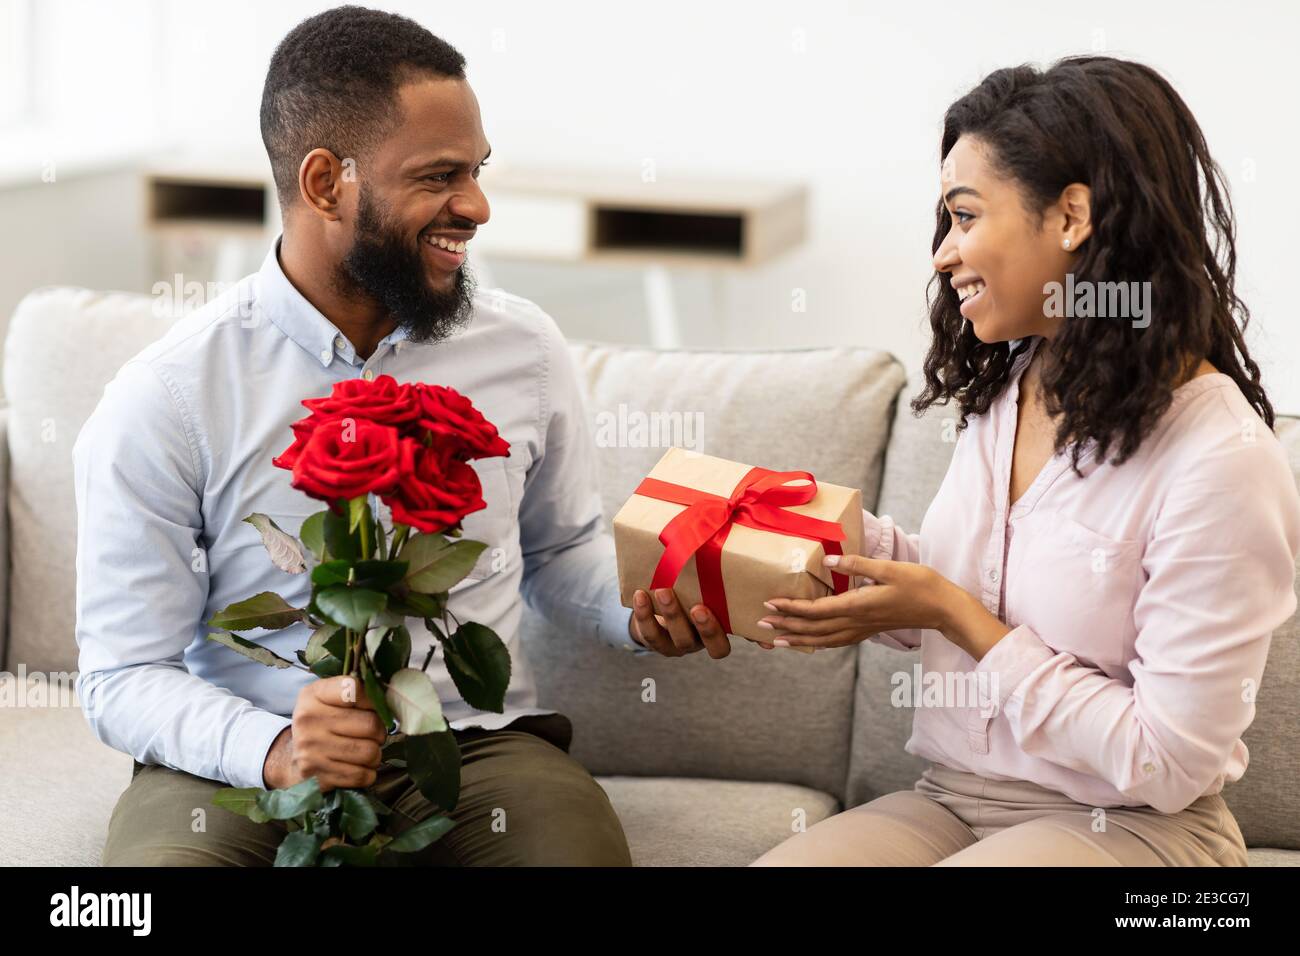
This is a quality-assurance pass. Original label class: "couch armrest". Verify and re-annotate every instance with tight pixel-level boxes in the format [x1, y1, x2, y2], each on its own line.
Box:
[0, 406, 9, 669]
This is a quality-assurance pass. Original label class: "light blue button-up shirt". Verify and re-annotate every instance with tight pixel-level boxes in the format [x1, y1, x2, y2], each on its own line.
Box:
[73, 237, 643, 790]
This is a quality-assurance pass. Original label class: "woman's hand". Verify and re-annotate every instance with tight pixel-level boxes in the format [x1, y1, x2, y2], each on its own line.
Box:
[759, 554, 1011, 658]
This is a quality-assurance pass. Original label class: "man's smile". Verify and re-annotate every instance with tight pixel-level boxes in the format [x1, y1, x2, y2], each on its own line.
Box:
[421, 230, 473, 270]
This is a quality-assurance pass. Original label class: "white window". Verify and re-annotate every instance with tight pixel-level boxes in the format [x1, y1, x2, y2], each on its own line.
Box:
[0, 0, 32, 128]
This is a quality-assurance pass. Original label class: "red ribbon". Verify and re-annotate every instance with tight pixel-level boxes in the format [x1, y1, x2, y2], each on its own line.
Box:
[636, 466, 850, 634]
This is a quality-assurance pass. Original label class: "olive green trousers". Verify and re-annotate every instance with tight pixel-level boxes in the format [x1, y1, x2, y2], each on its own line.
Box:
[102, 714, 632, 867]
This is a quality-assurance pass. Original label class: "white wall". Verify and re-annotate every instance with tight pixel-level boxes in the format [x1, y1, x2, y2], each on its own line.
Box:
[10, 0, 1300, 410]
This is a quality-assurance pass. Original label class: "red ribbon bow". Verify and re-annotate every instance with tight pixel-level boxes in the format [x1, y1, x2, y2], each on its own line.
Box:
[636, 465, 850, 634]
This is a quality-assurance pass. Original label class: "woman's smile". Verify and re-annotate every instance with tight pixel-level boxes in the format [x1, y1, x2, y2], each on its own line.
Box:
[954, 276, 987, 318]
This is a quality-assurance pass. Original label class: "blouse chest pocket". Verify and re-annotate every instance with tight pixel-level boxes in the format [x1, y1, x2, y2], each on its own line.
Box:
[452, 457, 525, 587]
[1005, 510, 1144, 672]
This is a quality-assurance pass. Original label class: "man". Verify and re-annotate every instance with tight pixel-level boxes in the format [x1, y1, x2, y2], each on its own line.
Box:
[74, 4, 725, 867]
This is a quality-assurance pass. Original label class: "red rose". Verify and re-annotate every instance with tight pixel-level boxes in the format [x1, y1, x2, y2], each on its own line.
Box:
[271, 415, 325, 471]
[273, 375, 421, 471]
[302, 374, 420, 429]
[410, 384, 510, 461]
[289, 417, 404, 506]
[382, 438, 487, 533]
[271, 376, 509, 527]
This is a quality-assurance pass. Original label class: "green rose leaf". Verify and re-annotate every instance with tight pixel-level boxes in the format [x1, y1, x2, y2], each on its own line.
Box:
[274, 830, 323, 867]
[338, 788, 379, 841]
[322, 508, 358, 562]
[352, 559, 409, 591]
[360, 655, 396, 731]
[205, 631, 295, 670]
[212, 787, 271, 824]
[256, 777, 323, 821]
[304, 625, 344, 666]
[368, 607, 407, 629]
[444, 622, 512, 714]
[312, 789, 342, 833]
[369, 625, 411, 682]
[242, 514, 308, 574]
[364, 626, 390, 660]
[320, 841, 382, 867]
[405, 729, 461, 812]
[348, 496, 371, 535]
[386, 814, 455, 854]
[310, 559, 352, 589]
[389, 592, 443, 619]
[299, 510, 328, 562]
[208, 591, 307, 632]
[399, 535, 486, 594]
[315, 586, 387, 631]
[309, 654, 343, 679]
[385, 668, 446, 735]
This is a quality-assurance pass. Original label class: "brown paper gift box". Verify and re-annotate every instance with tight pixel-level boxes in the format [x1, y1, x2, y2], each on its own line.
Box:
[613, 447, 863, 649]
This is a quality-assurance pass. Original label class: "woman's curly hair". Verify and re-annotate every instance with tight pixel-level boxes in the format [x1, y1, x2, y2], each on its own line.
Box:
[914, 56, 1272, 471]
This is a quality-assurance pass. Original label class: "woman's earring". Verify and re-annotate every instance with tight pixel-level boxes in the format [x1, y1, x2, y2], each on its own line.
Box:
[1063, 239, 1072, 249]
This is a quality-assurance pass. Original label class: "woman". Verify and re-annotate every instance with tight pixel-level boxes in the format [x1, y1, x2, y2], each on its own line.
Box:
[751, 57, 1300, 866]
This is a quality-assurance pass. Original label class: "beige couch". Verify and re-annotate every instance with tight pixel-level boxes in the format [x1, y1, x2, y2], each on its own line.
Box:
[1, 286, 1298, 866]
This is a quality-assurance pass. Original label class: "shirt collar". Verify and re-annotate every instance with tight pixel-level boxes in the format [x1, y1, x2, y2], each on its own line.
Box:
[257, 235, 408, 368]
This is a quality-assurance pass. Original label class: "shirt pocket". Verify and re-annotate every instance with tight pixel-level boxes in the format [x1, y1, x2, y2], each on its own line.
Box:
[453, 457, 523, 586]
[1005, 509, 1144, 672]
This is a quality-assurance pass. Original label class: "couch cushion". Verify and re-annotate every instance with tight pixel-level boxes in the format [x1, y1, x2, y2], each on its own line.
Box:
[0, 695, 840, 869]
[6, 289, 905, 800]
[525, 344, 906, 799]
[596, 775, 839, 866]
[847, 381, 953, 804]
[1246, 847, 1300, 867]
[1222, 416, 1300, 849]
[0, 692, 133, 865]
[3, 287, 178, 672]
[2, 698, 1291, 866]
[568, 343, 906, 524]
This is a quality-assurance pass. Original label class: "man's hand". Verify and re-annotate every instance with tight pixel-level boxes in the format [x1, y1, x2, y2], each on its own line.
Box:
[628, 588, 732, 659]
[262, 675, 388, 791]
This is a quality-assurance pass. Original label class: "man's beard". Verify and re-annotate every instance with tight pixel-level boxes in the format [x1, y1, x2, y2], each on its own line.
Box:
[333, 185, 476, 345]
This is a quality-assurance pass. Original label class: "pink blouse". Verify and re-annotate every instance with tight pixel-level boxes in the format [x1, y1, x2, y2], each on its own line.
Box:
[866, 339, 1300, 813]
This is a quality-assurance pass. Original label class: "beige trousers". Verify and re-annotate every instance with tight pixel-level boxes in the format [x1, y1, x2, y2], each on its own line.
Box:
[753, 763, 1248, 866]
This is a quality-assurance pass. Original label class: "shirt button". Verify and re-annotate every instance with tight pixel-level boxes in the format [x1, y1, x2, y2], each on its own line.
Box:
[334, 335, 346, 350]
[1142, 761, 1157, 774]
[988, 569, 1000, 582]
[362, 368, 375, 381]
[319, 348, 331, 363]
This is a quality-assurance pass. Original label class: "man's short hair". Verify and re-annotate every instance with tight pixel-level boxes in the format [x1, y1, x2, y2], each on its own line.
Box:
[260, 4, 466, 212]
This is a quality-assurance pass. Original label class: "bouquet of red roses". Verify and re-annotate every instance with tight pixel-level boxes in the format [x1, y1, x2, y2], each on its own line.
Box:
[206, 374, 512, 866]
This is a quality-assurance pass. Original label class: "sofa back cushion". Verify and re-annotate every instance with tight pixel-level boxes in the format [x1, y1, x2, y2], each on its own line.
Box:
[522, 345, 906, 799]
[3, 288, 177, 672]
[846, 382, 951, 804]
[5, 288, 907, 800]
[1228, 417, 1300, 849]
[849, 382, 1300, 850]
